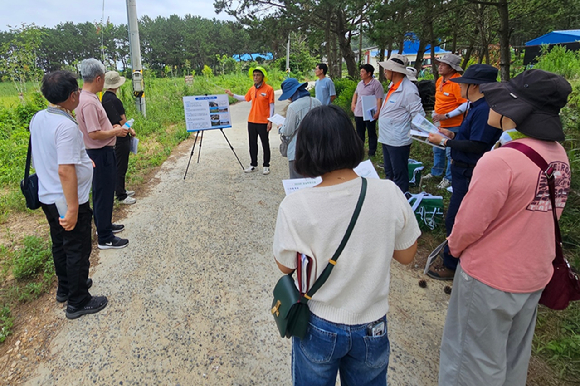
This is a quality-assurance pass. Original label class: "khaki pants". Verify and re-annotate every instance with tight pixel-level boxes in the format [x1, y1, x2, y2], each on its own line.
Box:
[439, 264, 542, 386]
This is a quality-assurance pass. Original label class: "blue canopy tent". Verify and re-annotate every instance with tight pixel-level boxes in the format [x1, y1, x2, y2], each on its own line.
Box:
[232, 53, 273, 62]
[524, 30, 580, 64]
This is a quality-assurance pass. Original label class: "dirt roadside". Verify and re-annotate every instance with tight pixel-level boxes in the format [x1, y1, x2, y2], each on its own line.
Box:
[0, 92, 563, 385]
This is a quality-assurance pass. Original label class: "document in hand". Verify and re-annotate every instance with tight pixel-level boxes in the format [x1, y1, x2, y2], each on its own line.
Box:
[268, 114, 286, 126]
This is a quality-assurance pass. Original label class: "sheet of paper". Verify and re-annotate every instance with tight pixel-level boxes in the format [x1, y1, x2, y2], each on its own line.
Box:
[130, 137, 139, 154]
[411, 114, 450, 139]
[361, 95, 377, 121]
[268, 114, 286, 126]
[353, 159, 380, 179]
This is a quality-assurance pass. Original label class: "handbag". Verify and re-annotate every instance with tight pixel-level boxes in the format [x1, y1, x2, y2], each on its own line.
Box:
[20, 135, 41, 210]
[503, 142, 580, 310]
[279, 97, 313, 157]
[272, 177, 368, 339]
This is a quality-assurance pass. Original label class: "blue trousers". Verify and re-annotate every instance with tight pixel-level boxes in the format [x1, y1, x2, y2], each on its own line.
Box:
[292, 313, 390, 386]
[87, 147, 117, 244]
[443, 164, 473, 270]
[382, 143, 410, 193]
[431, 126, 460, 181]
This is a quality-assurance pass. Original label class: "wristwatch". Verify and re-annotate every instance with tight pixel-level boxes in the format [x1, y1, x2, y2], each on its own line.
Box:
[439, 138, 446, 147]
[445, 113, 450, 119]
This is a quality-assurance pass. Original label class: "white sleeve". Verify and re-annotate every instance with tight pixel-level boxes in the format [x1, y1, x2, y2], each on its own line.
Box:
[447, 102, 469, 118]
[232, 94, 245, 101]
[270, 103, 275, 117]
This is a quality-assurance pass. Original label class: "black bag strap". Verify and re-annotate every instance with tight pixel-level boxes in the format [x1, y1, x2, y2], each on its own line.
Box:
[24, 127, 32, 180]
[503, 142, 563, 262]
[302, 177, 367, 301]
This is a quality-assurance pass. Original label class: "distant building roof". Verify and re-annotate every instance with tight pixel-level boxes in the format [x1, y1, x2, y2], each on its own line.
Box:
[526, 30, 580, 46]
[232, 53, 273, 62]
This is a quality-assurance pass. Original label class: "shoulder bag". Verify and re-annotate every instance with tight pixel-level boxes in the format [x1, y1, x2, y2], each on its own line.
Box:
[272, 177, 367, 338]
[503, 142, 580, 310]
[20, 132, 41, 210]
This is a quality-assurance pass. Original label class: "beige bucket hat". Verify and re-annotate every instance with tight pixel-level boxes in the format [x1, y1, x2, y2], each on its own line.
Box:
[378, 54, 409, 74]
[103, 71, 126, 89]
[434, 53, 463, 72]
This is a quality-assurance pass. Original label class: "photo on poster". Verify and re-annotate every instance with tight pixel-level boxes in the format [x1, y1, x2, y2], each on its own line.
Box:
[183, 95, 232, 132]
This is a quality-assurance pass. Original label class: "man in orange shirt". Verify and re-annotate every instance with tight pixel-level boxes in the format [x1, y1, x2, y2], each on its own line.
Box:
[226, 66, 274, 175]
[424, 54, 468, 189]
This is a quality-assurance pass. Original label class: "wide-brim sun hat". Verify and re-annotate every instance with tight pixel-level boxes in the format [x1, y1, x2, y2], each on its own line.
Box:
[479, 69, 572, 142]
[279, 78, 308, 101]
[378, 54, 409, 74]
[406, 66, 418, 81]
[248, 66, 269, 82]
[103, 71, 126, 89]
[434, 53, 463, 73]
[450, 64, 498, 84]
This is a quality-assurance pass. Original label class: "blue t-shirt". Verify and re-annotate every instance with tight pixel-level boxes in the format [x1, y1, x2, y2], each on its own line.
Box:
[315, 77, 336, 105]
[452, 98, 501, 165]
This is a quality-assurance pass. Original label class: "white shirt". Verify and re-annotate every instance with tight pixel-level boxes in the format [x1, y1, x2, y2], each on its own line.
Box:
[273, 177, 421, 325]
[30, 109, 93, 205]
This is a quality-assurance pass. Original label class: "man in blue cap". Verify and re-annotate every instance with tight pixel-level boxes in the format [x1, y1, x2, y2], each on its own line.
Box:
[427, 64, 501, 280]
[278, 78, 321, 178]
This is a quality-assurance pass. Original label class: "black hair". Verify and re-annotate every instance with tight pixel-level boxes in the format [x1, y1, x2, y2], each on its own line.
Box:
[360, 64, 375, 76]
[294, 105, 364, 177]
[41, 70, 79, 104]
[317, 63, 328, 75]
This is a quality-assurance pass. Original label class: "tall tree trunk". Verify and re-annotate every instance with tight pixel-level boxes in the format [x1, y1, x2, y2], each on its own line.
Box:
[415, 39, 427, 72]
[429, 19, 439, 80]
[496, 0, 510, 80]
[378, 45, 386, 82]
[325, 11, 333, 77]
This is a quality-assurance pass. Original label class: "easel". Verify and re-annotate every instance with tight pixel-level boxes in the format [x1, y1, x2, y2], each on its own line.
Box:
[183, 128, 244, 179]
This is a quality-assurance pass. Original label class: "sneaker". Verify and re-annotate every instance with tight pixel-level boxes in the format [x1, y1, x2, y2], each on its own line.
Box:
[56, 278, 93, 303]
[98, 236, 129, 250]
[111, 224, 125, 233]
[427, 263, 456, 281]
[66, 296, 108, 319]
[244, 166, 257, 173]
[126, 190, 135, 197]
[118, 196, 136, 205]
[263, 167, 270, 175]
[437, 178, 451, 189]
[422, 173, 435, 179]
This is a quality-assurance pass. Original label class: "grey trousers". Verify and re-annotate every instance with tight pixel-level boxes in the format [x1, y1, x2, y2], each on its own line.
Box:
[438, 264, 542, 386]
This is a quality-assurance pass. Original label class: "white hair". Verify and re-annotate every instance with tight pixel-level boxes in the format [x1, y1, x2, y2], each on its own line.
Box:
[80, 58, 105, 82]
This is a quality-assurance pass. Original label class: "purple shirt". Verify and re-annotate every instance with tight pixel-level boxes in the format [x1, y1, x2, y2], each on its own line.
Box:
[354, 78, 385, 117]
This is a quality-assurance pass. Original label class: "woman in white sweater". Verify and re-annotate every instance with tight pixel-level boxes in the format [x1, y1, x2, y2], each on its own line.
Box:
[273, 105, 421, 386]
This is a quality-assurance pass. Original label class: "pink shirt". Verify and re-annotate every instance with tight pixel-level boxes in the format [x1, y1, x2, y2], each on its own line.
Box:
[448, 138, 570, 293]
[76, 91, 116, 149]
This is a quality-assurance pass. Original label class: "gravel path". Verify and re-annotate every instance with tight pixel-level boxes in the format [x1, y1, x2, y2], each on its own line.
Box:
[24, 91, 451, 386]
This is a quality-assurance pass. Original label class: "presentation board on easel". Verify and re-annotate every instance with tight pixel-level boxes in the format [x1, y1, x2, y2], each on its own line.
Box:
[183, 94, 232, 132]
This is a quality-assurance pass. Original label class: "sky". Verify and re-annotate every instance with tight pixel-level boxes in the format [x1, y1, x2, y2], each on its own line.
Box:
[0, 0, 235, 32]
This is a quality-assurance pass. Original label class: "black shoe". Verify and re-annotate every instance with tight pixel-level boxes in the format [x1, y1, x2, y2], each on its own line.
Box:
[112, 224, 125, 233]
[98, 236, 129, 250]
[56, 278, 93, 303]
[66, 296, 108, 319]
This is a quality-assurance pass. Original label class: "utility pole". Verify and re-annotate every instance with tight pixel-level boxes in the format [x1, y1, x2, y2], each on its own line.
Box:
[126, 0, 146, 117]
[286, 34, 290, 77]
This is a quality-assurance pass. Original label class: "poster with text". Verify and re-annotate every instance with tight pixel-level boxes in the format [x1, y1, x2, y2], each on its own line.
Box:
[183, 94, 232, 132]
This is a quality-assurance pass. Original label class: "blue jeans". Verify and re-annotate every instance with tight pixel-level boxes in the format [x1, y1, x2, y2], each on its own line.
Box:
[382, 143, 410, 193]
[292, 313, 390, 386]
[431, 126, 459, 181]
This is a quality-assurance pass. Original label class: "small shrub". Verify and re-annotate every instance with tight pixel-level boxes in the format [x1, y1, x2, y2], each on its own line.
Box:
[11, 235, 52, 280]
[0, 306, 13, 343]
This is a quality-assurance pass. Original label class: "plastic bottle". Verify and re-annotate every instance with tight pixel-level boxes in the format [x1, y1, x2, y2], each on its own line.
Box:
[123, 118, 134, 129]
[54, 198, 68, 219]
